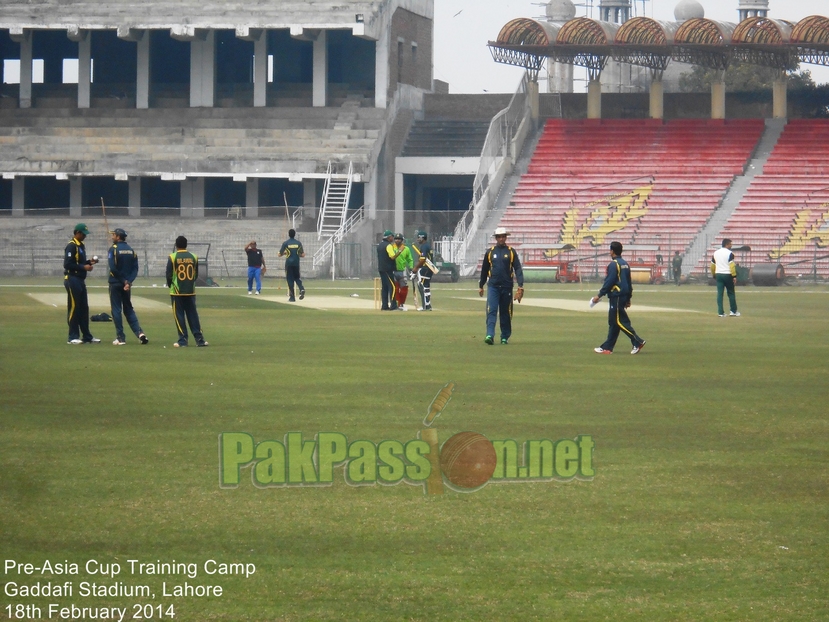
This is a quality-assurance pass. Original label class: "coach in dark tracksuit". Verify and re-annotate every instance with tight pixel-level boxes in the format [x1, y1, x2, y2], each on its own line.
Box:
[108, 227, 148, 345]
[63, 222, 100, 344]
[166, 235, 208, 348]
[376, 229, 398, 311]
[592, 241, 646, 355]
[478, 227, 524, 345]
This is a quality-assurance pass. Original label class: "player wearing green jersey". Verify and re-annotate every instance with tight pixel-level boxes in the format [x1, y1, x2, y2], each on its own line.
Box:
[166, 236, 208, 347]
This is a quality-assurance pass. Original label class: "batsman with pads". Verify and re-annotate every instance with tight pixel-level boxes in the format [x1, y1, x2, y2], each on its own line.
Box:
[411, 230, 437, 311]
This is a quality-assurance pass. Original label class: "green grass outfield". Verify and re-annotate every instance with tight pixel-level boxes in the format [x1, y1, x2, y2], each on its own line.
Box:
[1, 277, 827, 621]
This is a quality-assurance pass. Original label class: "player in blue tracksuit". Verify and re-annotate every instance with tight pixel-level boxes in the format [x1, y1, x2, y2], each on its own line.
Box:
[63, 223, 101, 344]
[592, 241, 646, 355]
[108, 228, 148, 345]
[478, 227, 524, 345]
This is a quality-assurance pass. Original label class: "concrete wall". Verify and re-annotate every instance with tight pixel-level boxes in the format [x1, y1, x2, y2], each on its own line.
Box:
[387, 9, 433, 102]
[423, 94, 513, 120]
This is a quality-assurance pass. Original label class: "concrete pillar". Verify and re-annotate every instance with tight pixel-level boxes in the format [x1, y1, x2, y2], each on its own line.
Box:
[711, 80, 726, 119]
[12, 177, 24, 217]
[77, 33, 91, 109]
[180, 178, 204, 217]
[137, 32, 151, 109]
[16, 31, 33, 109]
[313, 31, 328, 107]
[773, 76, 787, 119]
[649, 78, 664, 120]
[190, 31, 215, 108]
[303, 178, 318, 220]
[374, 31, 389, 109]
[253, 34, 268, 107]
[245, 178, 259, 217]
[528, 80, 540, 126]
[69, 177, 83, 217]
[128, 177, 141, 217]
[365, 173, 377, 220]
[587, 78, 602, 119]
[394, 171, 404, 234]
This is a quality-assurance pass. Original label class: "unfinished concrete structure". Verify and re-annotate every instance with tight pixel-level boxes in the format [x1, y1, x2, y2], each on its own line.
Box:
[0, 0, 434, 237]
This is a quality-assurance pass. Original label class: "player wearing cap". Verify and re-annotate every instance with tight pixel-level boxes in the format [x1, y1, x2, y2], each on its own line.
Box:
[63, 223, 100, 344]
[376, 230, 398, 311]
[392, 233, 413, 311]
[166, 235, 208, 347]
[411, 230, 434, 311]
[478, 227, 524, 345]
[108, 227, 148, 346]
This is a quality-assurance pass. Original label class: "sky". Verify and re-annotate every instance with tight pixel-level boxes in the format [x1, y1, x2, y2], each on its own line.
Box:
[433, 0, 829, 93]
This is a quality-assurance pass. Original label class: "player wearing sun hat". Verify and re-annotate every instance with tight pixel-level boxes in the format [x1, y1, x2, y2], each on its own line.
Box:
[478, 227, 524, 345]
[63, 223, 101, 344]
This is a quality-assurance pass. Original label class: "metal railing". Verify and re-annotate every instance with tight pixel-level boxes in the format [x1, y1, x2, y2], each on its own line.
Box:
[451, 74, 532, 275]
[312, 204, 366, 276]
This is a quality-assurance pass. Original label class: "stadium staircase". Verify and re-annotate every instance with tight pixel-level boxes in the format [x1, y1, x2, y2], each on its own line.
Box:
[682, 118, 785, 276]
[312, 161, 364, 276]
[494, 118, 765, 269]
[400, 120, 490, 157]
[700, 119, 829, 278]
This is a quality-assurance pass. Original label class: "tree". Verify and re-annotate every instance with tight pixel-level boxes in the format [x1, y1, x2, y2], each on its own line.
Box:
[679, 62, 816, 92]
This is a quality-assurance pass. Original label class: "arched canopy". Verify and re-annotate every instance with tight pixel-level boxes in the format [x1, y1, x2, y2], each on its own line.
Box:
[489, 18, 559, 76]
[557, 17, 617, 46]
[495, 17, 559, 46]
[613, 17, 674, 70]
[488, 14, 829, 76]
[791, 15, 829, 66]
[732, 17, 797, 69]
[672, 18, 735, 69]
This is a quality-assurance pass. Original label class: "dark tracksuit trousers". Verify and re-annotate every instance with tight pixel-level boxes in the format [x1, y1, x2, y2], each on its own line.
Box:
[65, 275, 94, 342]
[601, 295, 644, 352]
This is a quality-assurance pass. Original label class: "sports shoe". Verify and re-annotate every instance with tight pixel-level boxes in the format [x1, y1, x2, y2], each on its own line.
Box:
[197, 341, 209, 347]
[718, 314, 725, 317]
[424, 305, 432, 311]
[248, 291, 253, 295]
[299, 290, 305, 300]
[485, 335, 494, 345]
[67, 339, 83, 345]
[398, 305, 407, 311]
[416, 307, 424, 311]
[631, 341, 646, 355]
[729, 311, 741, 317]
[173, 342, 186, 348]
[255, 291, 260, 295]
[83, 337, 101, 344]
[501, 338, 508, 345]
[594, 347, 612, 354]
[288, 298, 296, 302]
[113, 339, 126, 346]
[138, 333, 148, 345]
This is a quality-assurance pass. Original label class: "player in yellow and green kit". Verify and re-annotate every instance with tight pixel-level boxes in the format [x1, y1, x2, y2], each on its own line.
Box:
[392, 233, 413, 311]
[166, 235, 208, 347]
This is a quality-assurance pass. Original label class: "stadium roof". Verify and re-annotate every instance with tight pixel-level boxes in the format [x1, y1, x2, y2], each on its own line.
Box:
[489, 14, 829, 76]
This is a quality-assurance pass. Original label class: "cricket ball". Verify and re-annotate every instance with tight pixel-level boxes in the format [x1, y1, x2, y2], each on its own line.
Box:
[440, 431, 497, 489]
[92, 255, 98, 262]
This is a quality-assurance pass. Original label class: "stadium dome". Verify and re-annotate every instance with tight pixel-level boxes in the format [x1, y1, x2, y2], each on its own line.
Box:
[674, 0, 705, 21]
[546, 0, 577, 22]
